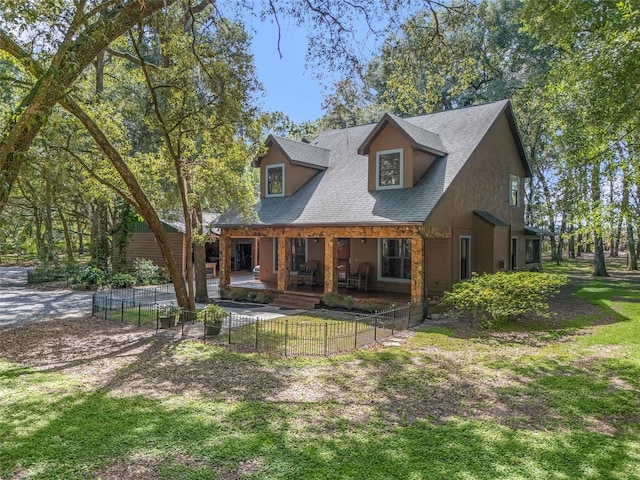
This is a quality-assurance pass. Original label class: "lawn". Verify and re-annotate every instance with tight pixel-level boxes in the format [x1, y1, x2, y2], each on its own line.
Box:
[1, 258, 639, 479]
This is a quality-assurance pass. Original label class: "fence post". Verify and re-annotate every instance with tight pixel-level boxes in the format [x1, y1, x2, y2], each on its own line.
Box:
[120, 300, 124, 323]
[138, 304, 141, 327]
[374, 312, 378, 343]
[203, 311, 208, 341]
[255, 317, 260, 351]
[324, 323, 328, 356]
[354, 320, 358, 349]
[156, 307, 159, 333]
[284, 319, 289, 357]
[228, 313, 232, 345]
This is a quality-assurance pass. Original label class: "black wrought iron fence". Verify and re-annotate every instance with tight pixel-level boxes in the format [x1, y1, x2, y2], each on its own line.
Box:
[91, 292, 425, 357]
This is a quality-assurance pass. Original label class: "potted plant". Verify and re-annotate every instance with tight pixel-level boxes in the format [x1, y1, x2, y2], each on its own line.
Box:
[198, 304, 226, 336]
[156, 304, 178, 329]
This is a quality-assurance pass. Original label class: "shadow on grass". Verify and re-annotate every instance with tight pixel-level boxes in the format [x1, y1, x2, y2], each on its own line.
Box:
[2, 376, 639, 479]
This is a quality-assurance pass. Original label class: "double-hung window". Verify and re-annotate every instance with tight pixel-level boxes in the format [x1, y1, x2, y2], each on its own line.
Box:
[266, 164, 285, 197]
[379, 238, 411, 281]
[509, 174, 520, 206]
[376, 149, 403, 189]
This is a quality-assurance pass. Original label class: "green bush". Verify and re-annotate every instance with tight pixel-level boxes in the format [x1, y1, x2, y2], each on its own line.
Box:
[344, 295, 356, 309]
[321, 291, 342, 307]
[254, 291, 273, 304]
[197, 304, 227, 325]
[73, 266, 106, 287]
[27, 265, 67, 284]
[230, 288, 248, 302]
[132, 258, 168, 285]
[108, 272, 137, 288]
[441, 271, 568, 328]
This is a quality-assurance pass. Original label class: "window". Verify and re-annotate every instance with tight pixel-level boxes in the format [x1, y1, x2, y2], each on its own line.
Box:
[460, 236, 471, 280]
[509, 174, 520, 206]
[291, 238, 307, 271]
[379, 238, 411, 281]
[525, 238, 541, 264]
[376, 149, 403, 189]
[266, 164, 284, 197]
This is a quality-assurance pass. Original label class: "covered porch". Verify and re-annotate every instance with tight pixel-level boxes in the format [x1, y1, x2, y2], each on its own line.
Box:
[219, 225, 427, 305]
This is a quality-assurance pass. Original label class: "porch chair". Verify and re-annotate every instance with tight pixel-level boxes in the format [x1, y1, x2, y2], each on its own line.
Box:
[347, 263, 370, 291]
[297, 260, 319, 286]
[337, 264, 348, 287]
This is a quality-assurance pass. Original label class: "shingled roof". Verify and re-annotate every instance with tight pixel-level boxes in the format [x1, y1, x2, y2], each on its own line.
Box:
[358, 113, 447, 156]
[254, 134, 330, 169]
[220, 100, 529, 227]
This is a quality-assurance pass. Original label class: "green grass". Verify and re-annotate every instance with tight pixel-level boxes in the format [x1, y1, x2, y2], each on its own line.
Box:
[3, 265, 640, 479]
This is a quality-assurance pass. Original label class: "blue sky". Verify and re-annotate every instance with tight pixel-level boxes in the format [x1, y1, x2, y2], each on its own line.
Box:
[248, 18, 328, 124]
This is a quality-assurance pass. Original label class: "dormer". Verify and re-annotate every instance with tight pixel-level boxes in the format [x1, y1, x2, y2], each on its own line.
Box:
[358, 113, 447, 191]
[253, 135, 329, 198]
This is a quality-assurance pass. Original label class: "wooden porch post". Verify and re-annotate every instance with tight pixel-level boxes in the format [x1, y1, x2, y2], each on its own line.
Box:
[411, 235, 425, 305]
[324, 235, 338, 294]
[277, 234, 291, 291]
[219, 233, 231, 287]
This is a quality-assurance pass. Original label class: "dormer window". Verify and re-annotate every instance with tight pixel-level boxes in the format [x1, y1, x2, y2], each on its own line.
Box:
[266, 164, 285, 197]
[376, 149, 403, 190]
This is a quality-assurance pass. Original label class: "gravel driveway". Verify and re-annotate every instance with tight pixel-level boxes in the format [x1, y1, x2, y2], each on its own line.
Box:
[0, 266, 94, 330]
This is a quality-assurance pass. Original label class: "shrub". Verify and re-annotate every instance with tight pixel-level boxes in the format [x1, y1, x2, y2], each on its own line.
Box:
[441, 271, 568, 328]
[254, 291, 273, 304]
[27, 265, 67, 284]
[321, 291, 342, 307]
[132, 258, 168, 285]
[361, 298, 378, 312]
[198, 304, 227, 325]
[230, 288, 248, 302]
[74, 266, 106, 287]
[344, 295, 356, 310]
[108, 272, 136, 288]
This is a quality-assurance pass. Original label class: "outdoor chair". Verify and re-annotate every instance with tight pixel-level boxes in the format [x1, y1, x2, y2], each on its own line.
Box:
[298, 260, 319, 286]
[347, 263, 370, 291]
[337, 264, 348, 287]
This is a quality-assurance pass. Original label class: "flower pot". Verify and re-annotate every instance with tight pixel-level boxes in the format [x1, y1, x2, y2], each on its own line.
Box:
[205, 322, 222, 336]
[159, 316, 173, 329]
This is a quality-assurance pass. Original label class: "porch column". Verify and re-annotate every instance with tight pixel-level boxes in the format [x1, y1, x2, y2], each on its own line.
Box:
[277, 234, 291, 291]
[324, 235, 338, 294]
[219, 233, 231, 287]
[410, 235, 425, 305]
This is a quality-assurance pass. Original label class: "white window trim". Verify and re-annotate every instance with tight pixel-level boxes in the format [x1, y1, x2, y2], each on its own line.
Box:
[376, 149, 404, 190]
[509, 174, 520, 206]
[459, 235, 471, 281]
[377, 238, 411, 283]
[266, 163, 285, 198]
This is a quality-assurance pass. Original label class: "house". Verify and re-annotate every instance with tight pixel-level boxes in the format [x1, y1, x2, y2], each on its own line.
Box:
[126, 213, 258, 278]
[217, 100, 540, 307]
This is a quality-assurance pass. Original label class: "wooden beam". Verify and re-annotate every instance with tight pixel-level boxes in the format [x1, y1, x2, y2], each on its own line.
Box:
[410, 236, 425, 304]
[222, 224, 422, 239]
[276, 234, 291, 291]
[219, 234, 231, 287]
[324, 235, 338, 294]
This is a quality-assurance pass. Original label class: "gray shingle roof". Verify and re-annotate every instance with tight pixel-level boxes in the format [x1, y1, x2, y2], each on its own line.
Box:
[257, 135, 330, 169]
[358, 113, 447, 156]
[473, 210, 508, 226]
[220, 100, 525, 227]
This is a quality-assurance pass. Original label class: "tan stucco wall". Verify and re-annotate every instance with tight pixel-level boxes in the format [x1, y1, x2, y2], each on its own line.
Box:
[424, 111, 527, 293]
[259, 148, 319, 197]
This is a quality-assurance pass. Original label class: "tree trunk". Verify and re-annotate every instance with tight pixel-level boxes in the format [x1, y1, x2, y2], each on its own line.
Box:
[61, 96, 191, 309]
[76, 211, 85, 254]
[591, 162, 609, 277]
[193, 203, 208, 303]
[58, 206, 74, 263]
[627, 223, 638, 271]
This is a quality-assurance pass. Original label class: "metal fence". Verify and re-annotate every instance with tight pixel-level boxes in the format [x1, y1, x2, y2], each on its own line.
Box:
[91, 292, 425, 357]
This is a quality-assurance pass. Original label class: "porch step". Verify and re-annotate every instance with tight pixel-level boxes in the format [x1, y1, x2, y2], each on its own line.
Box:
[272, 290, 322, 310]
